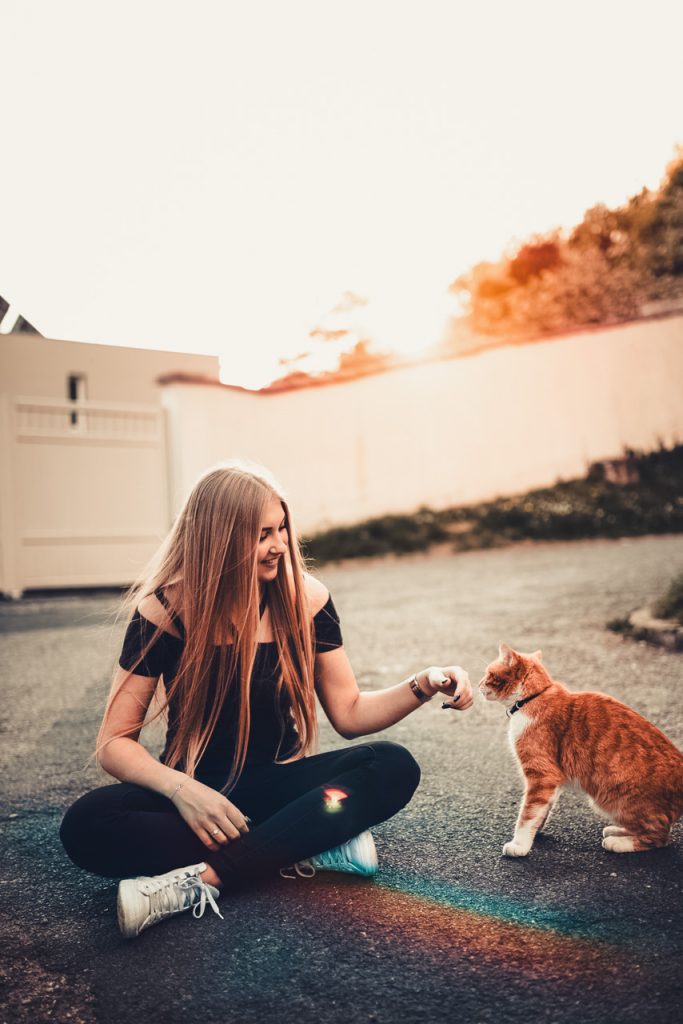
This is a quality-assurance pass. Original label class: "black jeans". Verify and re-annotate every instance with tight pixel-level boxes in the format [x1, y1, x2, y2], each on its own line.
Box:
[59, 741, 420, 891]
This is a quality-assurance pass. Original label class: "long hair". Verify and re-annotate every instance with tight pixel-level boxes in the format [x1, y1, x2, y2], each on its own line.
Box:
[95, 460, 317, 792]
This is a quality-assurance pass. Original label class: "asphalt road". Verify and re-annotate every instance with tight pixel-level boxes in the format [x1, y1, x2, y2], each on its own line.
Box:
[1, 535, 682, 1024]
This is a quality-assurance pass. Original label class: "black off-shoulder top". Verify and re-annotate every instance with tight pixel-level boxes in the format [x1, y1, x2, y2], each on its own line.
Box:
[118, 588, 343, 787]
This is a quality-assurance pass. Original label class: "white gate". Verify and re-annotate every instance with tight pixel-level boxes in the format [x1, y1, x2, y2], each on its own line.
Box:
[0, 394, 170, 595]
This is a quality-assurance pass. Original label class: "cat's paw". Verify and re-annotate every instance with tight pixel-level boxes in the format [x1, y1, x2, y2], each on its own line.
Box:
[502, 840, 530, 858]
[602, 834, 635, 853]
[603, 825, 628, 838]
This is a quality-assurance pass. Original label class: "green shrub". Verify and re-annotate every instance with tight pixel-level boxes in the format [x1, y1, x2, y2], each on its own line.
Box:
[606, 617, 632, 634]
[303, 508, 448, 564]
[302, 445, 683, 565]
[653, 573, 683, 624]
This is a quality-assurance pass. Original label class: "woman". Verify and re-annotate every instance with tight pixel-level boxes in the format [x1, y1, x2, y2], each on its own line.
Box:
[60, 461, 473, 939]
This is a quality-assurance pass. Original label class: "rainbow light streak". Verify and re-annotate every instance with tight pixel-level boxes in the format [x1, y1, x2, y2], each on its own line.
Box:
[308, 878, 629, 980]
[307, 869, 672, 981]
[378, 869, 667, 951]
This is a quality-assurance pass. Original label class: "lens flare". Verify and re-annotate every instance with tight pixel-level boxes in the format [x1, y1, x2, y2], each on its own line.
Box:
[323, 787, 349, 812]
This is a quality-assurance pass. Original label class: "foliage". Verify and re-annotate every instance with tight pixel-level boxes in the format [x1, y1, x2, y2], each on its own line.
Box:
[653, 573, 683, 624]
[635, 157, 683, 277]
[451, 149, 683, 338]
[302, 446, 683, 565]
[606, 617, 633, 635]
[268, 292, 393, 390]
[303, 509, 449, 563]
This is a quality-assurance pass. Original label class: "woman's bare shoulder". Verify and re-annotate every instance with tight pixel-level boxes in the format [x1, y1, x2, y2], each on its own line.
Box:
[303, 573, 330, 616]
[137, 591, 182, 639]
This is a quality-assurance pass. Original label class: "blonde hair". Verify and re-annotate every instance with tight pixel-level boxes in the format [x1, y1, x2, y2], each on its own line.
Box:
[95, 460, 317, 792]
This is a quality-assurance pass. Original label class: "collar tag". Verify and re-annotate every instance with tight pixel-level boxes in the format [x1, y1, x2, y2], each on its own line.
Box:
[506, 692, 543, 718]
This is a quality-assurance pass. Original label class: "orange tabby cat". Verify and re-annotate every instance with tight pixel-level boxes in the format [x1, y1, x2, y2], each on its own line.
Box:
[480, 644, 683, 856]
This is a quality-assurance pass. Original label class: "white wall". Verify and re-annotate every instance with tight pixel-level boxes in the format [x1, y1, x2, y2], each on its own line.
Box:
[2, 316, 680, 592]
[162, 315, 683, 533]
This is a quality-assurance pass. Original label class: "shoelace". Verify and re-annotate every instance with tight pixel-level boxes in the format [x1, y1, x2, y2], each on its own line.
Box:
[279, 862, 316, 880]
[144, 872, 224, 921]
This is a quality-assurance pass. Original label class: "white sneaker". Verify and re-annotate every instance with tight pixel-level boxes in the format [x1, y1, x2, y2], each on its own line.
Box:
[280, 830, 378, 879]
[117, 862, 223, 939]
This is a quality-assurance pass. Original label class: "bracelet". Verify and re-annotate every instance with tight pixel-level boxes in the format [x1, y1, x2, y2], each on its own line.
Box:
[169, 779, 186, 801]
[408, 674, 433, 703]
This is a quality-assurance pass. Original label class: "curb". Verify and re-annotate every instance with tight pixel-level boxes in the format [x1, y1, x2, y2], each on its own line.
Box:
[620, 607, 683, 652]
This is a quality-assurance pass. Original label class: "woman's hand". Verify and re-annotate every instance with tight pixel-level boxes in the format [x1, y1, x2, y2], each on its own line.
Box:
[170, 777, 250, 852]
[416, 665, 474, 710]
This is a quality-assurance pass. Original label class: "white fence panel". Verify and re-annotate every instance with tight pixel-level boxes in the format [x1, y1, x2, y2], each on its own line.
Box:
[1, 395, 170, 595]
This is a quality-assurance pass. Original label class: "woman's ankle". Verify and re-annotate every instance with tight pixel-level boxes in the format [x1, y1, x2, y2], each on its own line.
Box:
[201, 864, 223, 889]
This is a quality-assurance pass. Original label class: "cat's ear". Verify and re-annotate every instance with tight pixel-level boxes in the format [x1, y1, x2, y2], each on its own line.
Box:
[531, 649, 543, 661]
[499, 642, 516, 665]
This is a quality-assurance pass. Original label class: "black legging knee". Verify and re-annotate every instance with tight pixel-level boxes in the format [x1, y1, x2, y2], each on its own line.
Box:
[59, 741, 420, 889]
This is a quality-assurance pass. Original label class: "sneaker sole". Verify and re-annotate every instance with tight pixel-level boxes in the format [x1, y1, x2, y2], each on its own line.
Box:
[117, 879, 147, 940]
[351, 831, 378, 876]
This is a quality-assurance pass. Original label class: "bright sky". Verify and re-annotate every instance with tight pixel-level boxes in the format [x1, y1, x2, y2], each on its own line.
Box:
[2, 0, 681, 387]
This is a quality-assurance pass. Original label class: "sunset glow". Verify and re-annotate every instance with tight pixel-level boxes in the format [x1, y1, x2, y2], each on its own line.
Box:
[2, 0, 682, 388]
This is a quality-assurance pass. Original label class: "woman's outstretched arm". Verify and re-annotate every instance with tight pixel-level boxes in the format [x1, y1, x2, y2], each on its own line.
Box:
[304, 574, 473, 738]
[314, 647, 473, 739]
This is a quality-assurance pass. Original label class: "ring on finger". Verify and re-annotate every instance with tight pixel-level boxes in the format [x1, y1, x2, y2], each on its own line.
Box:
[211, 827, 222, 836]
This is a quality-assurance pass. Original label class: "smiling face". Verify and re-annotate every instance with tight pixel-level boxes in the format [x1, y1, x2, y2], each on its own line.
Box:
[256, 496, 289, 582]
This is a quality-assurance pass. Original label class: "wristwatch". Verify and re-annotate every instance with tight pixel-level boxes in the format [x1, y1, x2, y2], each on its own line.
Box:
[408, 674, 432, 703]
